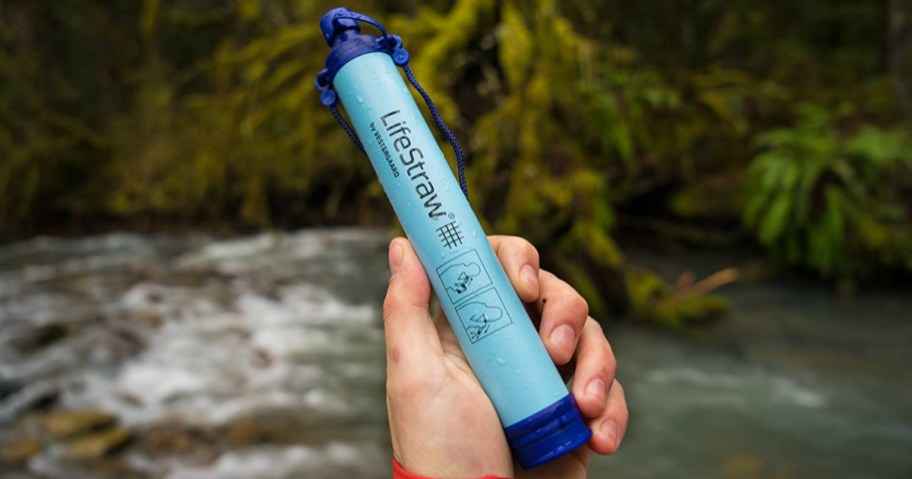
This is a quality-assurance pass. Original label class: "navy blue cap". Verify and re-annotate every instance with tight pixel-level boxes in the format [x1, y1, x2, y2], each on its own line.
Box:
[503, 394, 592, 469]
[320, 7, 361, 45]
[317, 7, 387, 88]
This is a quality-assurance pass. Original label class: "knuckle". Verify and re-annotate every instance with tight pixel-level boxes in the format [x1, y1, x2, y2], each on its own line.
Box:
[589, 350, 615, 379]
[569, 293, 589, 320]
[589, 343, 616, 378]
[496, 235, 539, 267]
[518, 238, 540, 265]
[601, 359, 618, 382]
[615, 402, 630, 430]
[613, 379, 626, 397]
[585, 316, 604, 335]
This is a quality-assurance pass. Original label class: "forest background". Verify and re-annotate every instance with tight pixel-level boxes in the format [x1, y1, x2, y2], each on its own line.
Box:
[2, 0, 911, 325]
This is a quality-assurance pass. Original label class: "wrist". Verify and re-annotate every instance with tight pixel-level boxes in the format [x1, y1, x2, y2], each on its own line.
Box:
[393, 458, 513, 479]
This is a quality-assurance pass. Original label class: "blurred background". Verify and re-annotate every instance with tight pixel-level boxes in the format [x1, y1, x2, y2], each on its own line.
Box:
[1, 0, 911, 477]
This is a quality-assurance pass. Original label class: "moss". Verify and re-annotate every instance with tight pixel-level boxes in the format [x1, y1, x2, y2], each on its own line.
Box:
[498, 3, 534, 90]
[670, 171, 745, 221]
[626, 268, 729, 327]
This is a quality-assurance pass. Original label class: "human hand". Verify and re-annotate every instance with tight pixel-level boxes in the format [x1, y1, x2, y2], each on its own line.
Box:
[384, 236, 628, 478]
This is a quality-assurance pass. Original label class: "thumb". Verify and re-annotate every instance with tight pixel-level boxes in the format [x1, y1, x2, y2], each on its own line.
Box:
[383, 238, 442, 370]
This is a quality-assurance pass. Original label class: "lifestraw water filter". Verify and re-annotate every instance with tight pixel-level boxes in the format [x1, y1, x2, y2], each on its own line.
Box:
[316, 7, 591, 468]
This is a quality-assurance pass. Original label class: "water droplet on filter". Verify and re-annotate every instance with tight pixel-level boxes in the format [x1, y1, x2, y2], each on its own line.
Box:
[496, 357, 506, 366]
[515, 369, 521, 375]
[356, 96, 365, 104]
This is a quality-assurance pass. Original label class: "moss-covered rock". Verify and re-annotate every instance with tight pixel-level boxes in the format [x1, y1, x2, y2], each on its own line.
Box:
[0, 438, 42, 463]
[63, 427, 133, 461]
[626, 267, 730, 327]
[40, 410, 116, 440]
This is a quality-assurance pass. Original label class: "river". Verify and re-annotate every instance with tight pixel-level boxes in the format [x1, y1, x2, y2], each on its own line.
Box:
[0, 230, 910, 478]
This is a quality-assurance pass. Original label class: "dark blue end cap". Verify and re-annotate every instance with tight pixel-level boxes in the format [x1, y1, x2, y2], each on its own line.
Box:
[503, 394, 592, 469]
[320, 7, 360, 46]
[319, 7, 386, 84]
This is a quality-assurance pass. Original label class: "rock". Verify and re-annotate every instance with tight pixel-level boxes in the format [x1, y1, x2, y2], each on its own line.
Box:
[0, 438, 42, 463]
[129, 309, 163, 327]
[63, 427, 133, 460]
[138, 424, 217, 464]
[8, 324, 70, 354]
[40, 410, 116, 440]
[0, 379, 24, 401]
[221, 414, 309, 447]
[142, 427, 196, 454]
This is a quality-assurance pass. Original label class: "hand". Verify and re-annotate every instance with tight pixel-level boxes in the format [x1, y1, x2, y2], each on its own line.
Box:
[384, 236, 628, 478]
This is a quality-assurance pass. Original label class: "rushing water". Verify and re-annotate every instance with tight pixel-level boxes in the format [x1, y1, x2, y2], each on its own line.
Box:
[0, 230, 910, 478]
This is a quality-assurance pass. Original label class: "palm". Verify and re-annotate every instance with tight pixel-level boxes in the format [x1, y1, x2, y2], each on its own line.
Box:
[426, 309, 513, 469]
[434, 310, 590, 479]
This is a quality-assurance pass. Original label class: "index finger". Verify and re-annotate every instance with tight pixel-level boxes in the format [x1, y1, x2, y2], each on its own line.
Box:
[488, 235, 541, 303]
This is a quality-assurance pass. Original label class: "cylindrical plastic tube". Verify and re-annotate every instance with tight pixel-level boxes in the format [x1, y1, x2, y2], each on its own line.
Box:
[318, 8, 590, 468]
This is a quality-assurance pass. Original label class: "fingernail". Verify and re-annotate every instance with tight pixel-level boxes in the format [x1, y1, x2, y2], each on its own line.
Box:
[520, 264, 538, 292]
[600, 418, 619, 444]
[586, 378, 606, 403]
[389, 240, 404, 275]
[549, 325, 576, 354]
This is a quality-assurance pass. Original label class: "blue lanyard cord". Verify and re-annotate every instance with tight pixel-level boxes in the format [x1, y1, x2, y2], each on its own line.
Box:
[401, 64, 468, 199]
[329, 104, 365, 154]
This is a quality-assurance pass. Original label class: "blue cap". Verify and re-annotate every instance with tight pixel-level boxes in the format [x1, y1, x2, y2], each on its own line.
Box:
[503, 394, 592, 469]
[317, 8, 387, 87]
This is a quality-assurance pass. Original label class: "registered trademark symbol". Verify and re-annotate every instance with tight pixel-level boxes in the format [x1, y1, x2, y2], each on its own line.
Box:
[448, 213, 455, 219]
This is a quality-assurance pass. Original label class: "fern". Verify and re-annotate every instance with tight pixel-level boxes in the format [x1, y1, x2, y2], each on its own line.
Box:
[744, 105, 912, 279]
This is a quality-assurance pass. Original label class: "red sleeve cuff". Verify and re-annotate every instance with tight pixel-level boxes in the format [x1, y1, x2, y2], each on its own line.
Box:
[392, 459, 512, 479]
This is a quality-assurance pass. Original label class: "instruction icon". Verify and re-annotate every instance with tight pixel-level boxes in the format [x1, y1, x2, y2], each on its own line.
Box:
[436, 249, 492, 305]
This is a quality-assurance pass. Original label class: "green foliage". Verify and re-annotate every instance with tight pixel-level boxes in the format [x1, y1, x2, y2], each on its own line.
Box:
[0, 1, 126, 231]
[105, 0, 393, 227]
[744, 105, 912, 278]
[2, 0, 912, 321]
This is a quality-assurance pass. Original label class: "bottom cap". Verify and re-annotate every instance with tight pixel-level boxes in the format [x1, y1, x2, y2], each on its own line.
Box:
[503, 394, 592, 469]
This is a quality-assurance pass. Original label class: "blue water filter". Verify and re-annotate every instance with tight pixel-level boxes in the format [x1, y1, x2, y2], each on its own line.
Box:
[316, 8, 591, 468]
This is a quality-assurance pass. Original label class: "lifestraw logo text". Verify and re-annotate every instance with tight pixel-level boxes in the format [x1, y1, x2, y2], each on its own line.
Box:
[379, 109, 447, 219]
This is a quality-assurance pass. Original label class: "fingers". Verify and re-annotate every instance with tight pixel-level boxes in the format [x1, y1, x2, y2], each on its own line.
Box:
[489, 234, 588, 366]
[569, 318, 617, 417]
[383, 238, 442, 373]
[535, 271, 589, 365]
[568, 317, 627, 456]
[588, 379, 628, 455]
[489, 235, 540, 303]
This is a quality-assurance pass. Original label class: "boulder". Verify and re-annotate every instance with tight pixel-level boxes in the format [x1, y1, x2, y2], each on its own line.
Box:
[40, 409, 116, 440]
[0, 438, 42, 463]
[63, 427, 133, 460]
